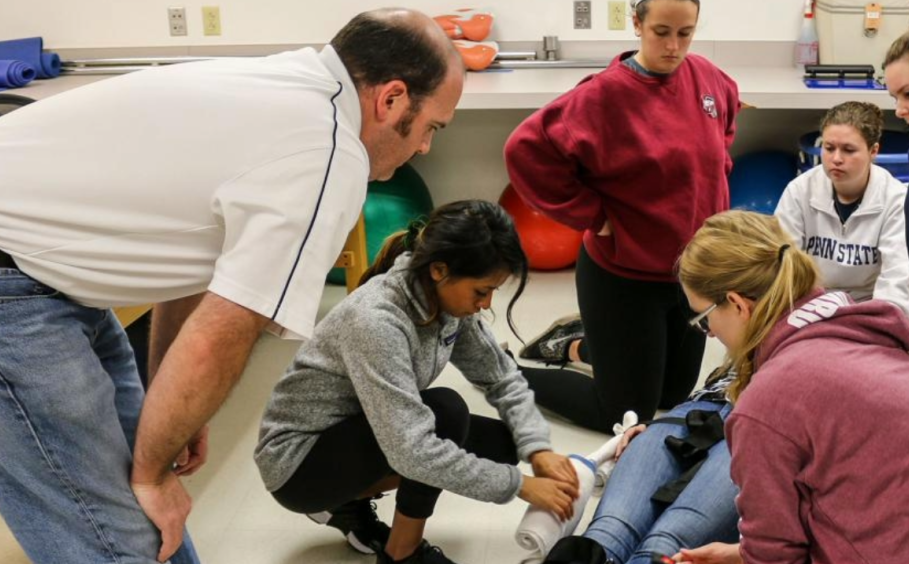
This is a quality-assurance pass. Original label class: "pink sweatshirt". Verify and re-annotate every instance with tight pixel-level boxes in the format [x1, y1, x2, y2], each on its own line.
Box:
[504, 52, 739, 282]
[727, 291, 909, 563]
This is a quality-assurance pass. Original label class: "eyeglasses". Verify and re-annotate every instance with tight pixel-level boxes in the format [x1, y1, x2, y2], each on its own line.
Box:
[689, 302, 720, 334]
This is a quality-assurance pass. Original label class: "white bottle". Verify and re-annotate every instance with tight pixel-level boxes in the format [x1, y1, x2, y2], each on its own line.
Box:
[796, 0, 819, 68]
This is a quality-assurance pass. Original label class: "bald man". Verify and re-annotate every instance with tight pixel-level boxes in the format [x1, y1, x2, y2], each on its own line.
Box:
[0, 8, 463, 563]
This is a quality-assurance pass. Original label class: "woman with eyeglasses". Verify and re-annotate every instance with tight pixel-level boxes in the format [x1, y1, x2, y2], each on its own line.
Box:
[775, 101, 909, 316]
[670, 209, 909, 563]
[503, 0, 740, 433]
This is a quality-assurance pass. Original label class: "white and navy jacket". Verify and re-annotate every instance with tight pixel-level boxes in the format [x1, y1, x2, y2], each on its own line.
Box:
[775, 164, 909, 315]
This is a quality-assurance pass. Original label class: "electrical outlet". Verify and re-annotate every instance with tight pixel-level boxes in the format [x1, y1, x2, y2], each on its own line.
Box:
[608, 1, 626, 30]
[168, 7, 187, 37]
[202, 6, 221, 36]
[574, 1, 592, 30]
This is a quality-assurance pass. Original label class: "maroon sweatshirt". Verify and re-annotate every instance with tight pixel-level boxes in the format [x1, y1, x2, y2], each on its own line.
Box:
[504, 52, 739, 282]
[727, 291, 909, 563]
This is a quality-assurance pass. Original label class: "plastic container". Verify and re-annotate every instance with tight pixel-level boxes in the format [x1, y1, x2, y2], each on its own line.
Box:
[796, 0, 819, 67]
[798, 130, 909, 181]
[815, 0, 909, 66]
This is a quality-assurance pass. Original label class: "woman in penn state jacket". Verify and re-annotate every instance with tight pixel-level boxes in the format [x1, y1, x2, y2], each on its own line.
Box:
[775, 100, 909, 315]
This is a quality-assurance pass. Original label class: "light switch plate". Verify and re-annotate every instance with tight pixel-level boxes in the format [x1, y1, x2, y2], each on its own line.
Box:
[608, 1, 626, 30]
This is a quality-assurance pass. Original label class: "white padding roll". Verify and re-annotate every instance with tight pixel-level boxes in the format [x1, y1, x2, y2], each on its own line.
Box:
[514, 411, 639, 559]
[514, 455, 596, 557]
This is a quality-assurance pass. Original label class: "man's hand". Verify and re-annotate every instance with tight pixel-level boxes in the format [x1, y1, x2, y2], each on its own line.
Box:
[132, 473, 192, 562]
[530, 450, 579, 489]
[133, 293, 267, 493]
[174, 425, 209, 477]
[674, 542, 743, 564]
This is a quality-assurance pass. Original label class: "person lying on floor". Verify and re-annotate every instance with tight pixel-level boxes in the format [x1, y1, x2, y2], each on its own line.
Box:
[542, 364, 739, 564]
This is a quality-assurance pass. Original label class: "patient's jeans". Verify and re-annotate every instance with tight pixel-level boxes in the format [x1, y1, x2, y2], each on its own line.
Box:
[583, 401, 739, 564]
[0, 268, 199, 563]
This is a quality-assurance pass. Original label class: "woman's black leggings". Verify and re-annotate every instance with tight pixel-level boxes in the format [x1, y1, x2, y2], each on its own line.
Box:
[271, 387, 518, 520]
[521, 246, 706, 433]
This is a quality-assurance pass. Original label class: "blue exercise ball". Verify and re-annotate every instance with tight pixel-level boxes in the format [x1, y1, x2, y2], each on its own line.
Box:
[728, 151, 798, 215]
[327, 163, 434, 285]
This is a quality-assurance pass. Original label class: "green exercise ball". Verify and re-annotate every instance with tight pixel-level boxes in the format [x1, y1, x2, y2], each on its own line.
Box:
[327, 163, 434, 285]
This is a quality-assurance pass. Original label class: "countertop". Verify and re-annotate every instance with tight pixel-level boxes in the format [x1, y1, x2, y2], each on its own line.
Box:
[13, 65, 894, 110]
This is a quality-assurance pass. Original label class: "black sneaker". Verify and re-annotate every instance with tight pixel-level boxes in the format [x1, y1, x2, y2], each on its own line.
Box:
[376, 540, 458, 564]
[519, 315, 584, 363]
[307, 497, 391, 554]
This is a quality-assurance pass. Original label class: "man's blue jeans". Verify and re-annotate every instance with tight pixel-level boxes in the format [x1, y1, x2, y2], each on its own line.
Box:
[583, 400, 739, 564]
[0, 268, 199, 563]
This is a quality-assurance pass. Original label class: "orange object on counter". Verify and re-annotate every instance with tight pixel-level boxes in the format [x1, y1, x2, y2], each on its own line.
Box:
[453, 40, 498, 71]
[433, 9, 494, 42]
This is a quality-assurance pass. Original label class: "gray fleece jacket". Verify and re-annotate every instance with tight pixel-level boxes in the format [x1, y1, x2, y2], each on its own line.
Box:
[255, 253, 552, 504]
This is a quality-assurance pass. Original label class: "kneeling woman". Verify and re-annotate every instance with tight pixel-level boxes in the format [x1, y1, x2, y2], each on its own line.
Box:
[676, 210, 909, 562]
[255, 200, 579, 564]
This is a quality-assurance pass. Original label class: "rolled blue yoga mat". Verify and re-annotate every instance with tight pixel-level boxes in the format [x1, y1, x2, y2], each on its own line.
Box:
[0, 37, 61, 79]
[0, 60, 36, 90]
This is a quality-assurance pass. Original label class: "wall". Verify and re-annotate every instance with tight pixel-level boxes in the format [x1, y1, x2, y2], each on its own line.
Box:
[1, 0, 805, 48]
[415, 105, 909, 207]
[5, 0, 883, 207]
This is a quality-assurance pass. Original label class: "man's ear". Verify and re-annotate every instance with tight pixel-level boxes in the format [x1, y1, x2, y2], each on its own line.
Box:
[373, 80, 409, 124]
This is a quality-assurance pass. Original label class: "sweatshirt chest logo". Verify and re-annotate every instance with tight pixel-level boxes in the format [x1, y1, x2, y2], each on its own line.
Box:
[441, 330, 459, 346]
[806, 236, 880, 267]
[702, 95, 718, 119]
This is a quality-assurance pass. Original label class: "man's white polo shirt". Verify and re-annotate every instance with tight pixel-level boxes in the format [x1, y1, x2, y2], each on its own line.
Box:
[0, 46, 368, 339]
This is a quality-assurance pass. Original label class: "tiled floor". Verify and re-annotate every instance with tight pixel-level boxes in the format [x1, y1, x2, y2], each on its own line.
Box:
[0, 269, 725, 564]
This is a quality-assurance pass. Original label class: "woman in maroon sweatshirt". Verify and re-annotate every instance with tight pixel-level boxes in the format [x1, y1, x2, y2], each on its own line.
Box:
[675, 210, 909, 564]
[504, 0, 740, 432]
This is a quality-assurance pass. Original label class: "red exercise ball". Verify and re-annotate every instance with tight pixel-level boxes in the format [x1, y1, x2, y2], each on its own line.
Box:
[499, 184, 584, 271]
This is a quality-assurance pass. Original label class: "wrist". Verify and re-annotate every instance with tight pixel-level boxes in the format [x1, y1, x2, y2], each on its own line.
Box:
[528, 449, 552, 463]
[518, 474, 533, 499]
[131, 455, 170, 486]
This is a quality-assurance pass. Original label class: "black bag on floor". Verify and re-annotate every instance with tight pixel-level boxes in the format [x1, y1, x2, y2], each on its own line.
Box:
[542, 537, 608, 564]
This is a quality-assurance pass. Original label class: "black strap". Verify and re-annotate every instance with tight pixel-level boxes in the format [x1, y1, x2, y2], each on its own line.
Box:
[651, 459, 707, 505]
[544, 536, 610, 564]
[664, 409, 726, 464]
[641, 416, 686, 427]
[649, 409, 726, 505]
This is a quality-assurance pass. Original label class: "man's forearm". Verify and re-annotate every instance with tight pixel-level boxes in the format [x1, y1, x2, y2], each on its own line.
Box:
[132, 292, 268, 483]
[148, 293, 205, 382]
